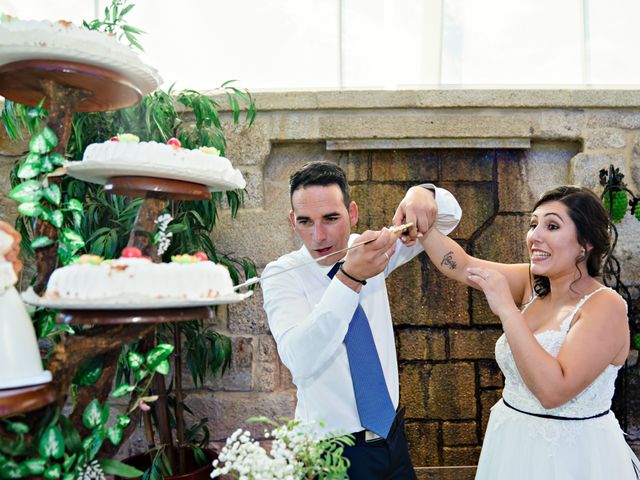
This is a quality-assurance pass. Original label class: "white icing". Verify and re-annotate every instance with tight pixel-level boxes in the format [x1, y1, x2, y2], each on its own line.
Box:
[79, 140, 246, 189]
[45, 258, 235, 300]
[0, 18, 161, 94]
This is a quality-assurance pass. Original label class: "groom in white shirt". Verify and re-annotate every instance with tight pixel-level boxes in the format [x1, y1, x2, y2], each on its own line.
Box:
[261, 162, 461, 480]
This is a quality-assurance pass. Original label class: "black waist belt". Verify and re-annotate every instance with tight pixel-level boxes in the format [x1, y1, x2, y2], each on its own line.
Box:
[502, 398, 609, 421]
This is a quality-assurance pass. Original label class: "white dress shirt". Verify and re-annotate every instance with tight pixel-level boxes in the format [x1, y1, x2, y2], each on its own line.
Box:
[261, 186, 462, 436]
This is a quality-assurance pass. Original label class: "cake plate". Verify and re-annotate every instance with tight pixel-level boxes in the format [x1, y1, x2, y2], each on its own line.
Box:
[0, 383, 56, 417]
[0, 59, 144, 112]
[0, 59, 158, 294]
[57, 306, 214, 325]
[105, 176, 211, 201]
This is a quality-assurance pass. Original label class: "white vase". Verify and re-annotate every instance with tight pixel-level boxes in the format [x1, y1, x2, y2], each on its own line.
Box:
[0, 231, 51, 389]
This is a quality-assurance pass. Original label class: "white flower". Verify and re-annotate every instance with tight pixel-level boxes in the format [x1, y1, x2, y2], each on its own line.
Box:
[76, 459, 106, 480]
[153, 213, 174, 256]
[211, 420, 349, 480]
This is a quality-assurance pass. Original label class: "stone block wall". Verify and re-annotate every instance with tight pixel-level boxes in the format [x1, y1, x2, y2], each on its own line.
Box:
[2, 90, 640, 470]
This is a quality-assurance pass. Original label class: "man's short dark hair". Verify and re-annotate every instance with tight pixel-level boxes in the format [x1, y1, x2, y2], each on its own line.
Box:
[289, 162, 350, 208]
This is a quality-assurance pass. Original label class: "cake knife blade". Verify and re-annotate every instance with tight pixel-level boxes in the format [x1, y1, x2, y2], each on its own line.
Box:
[233, 223, 414, 290]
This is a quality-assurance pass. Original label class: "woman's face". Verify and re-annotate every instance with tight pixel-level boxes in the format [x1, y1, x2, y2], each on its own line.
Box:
[527, 200, 585, 278]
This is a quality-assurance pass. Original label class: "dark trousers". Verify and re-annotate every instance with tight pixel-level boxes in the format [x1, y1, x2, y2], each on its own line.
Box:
[342, 408, 417, 480]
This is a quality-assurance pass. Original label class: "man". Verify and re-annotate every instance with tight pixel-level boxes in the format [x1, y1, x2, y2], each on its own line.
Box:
[261, 162, 461, 479]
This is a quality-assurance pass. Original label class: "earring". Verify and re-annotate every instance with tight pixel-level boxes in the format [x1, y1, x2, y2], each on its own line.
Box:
[578, 248, 586, 261]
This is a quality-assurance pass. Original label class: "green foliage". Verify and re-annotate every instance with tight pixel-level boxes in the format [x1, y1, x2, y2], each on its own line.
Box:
[82, 0, 145, 51]
[181, 321, 232, 388]
[7, 113, 87, 264]
[1, 2, 257, 476]
[0, 406, 143, 479]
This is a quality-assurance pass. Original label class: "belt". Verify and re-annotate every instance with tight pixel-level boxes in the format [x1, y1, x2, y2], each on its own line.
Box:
[502, 398, 609, 421]
[351, 407, 404, 445]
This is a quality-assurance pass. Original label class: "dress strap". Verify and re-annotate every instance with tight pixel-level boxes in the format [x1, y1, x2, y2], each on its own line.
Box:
[560, 286, 609, 333]
[520, 294, 538, 314]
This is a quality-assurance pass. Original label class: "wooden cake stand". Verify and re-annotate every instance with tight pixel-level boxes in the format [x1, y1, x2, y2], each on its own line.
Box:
[0, 383, 56, 417]
[57, 306, 213, 325]
[105, 176, 211, 201]
[0, 60, 142, 112]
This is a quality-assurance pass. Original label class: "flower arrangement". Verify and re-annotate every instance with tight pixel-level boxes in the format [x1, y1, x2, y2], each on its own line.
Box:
[211, 418, 354, 480]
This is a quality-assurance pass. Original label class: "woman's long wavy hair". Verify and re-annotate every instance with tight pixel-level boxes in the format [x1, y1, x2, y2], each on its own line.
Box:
[531, 186, 611, 297]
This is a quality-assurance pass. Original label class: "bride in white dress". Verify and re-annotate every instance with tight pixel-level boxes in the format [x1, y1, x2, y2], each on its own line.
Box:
[418, 185, 640, 479]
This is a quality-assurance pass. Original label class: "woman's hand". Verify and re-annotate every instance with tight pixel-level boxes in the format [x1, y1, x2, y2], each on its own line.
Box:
[467, 267, 519, 319]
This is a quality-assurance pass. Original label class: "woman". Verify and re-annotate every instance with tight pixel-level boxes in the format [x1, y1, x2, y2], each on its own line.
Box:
[419, 186, 640, 479]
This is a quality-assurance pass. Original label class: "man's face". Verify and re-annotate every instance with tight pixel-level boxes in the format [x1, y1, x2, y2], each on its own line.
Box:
[289, 184, 358, 266]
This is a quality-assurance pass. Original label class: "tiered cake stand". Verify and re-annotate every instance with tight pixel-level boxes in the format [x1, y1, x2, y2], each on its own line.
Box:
[0, 58, 153, 418]
[2, 54, 249, 473]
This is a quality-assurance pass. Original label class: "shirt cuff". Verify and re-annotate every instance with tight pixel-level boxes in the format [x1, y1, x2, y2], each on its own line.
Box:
[418, 183, 462, 236]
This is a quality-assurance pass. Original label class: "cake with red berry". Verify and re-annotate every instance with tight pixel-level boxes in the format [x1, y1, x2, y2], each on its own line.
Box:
[44, 249, 234, 301]
[0, 17, 161, 95]
[67, 134, 246, 190]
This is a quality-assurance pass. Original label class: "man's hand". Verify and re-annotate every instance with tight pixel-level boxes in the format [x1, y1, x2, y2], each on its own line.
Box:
[0, 221, 23, 276]
[392, 186, 437, 246]
[341, 228, 399, 283]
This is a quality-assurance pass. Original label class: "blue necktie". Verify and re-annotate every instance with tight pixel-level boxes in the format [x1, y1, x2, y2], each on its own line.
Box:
[328, 262, 396, 438]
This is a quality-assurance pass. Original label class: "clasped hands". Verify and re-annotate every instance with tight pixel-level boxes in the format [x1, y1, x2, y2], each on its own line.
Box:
[342, 186, 438, 283]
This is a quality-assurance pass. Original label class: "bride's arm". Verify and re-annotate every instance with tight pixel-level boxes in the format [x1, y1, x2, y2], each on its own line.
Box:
[495, 289, 629, 409]
[420, 227, 529, 304]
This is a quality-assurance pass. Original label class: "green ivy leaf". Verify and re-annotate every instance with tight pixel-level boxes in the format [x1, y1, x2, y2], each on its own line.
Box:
[49, 210, 64, 228]
[43, 184, 62, 206]
[49, 153, 65, 166]
[0, 460, 25, 479]
[22, 457, 47, 475]
[127, 352, 144, 370]
[59, 416, 82, 453]
[146, 344, 174, 370]
[155, 359, 170, 375]
[38, 426, 65, 459]
[44, 463, 61, 479]
[102, 402, 110, 425]
[6, 421, 29, 434]
[97, 459, 144, 478]
[82, 430, 104, 461]
[18, 201, 43, 217]
[29, 131, 51, 154]
[82, 399, 103, 429]
[40, 155, 54, 173]
[9, 180, 43, 203]
[42, 127, 58, 149]
[116, 415, 131, 428]
[106, 425, 123, 445]
[17, 153, 42, 179]
[66, 199, 83, 212]
[60, 228, 85, 252]
[62, 453, 77, 472]
[134, 368, 149, 382]
[111, 384, 135, 398]
[31, 236, 55, 249]
[73, 355, 104, 386]
[633, 333, 640, 350]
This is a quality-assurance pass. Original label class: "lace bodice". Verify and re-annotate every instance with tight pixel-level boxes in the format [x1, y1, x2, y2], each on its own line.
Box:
[496, 286, 620, 418]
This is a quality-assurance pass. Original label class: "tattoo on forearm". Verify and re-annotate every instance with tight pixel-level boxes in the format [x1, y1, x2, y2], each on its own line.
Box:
[441, 251, 457, 270]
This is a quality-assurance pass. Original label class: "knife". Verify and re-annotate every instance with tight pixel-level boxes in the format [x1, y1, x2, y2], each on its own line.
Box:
[233, 223, 414, 290]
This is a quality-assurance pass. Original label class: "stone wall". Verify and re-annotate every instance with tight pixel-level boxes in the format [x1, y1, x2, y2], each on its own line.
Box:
[2, 90, 640, 473]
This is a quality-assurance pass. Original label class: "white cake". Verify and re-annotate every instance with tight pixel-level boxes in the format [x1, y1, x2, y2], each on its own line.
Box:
[44, 254, 235, 301]
[68, 136, 246, 190]
[0, 17, 161, 94]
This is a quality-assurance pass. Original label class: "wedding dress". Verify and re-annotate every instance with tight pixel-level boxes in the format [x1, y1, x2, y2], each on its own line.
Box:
[475, 287, 640, 479]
